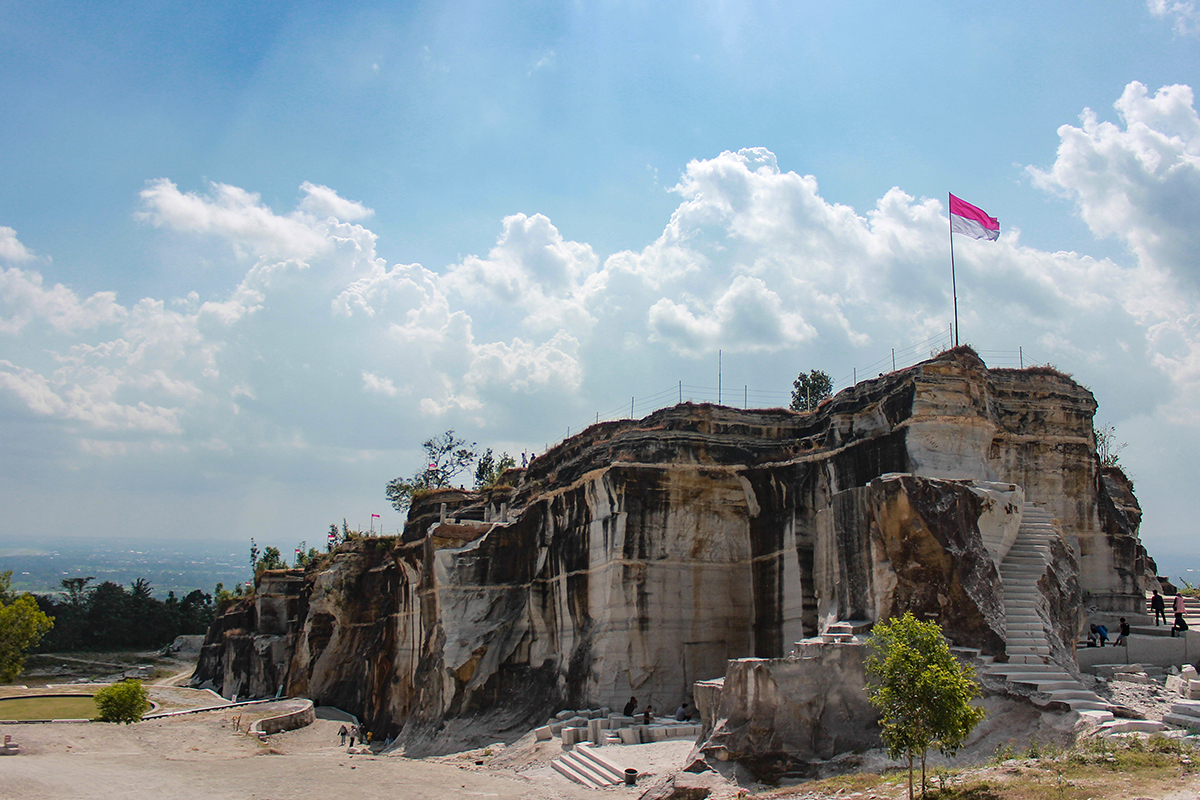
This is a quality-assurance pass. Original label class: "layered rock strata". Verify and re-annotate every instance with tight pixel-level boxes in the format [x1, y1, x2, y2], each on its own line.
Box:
[193, 347, 1154, 754]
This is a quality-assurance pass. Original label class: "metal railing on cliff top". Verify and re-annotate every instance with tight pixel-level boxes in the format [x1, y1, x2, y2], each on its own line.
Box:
[548, 331, 1052, 449]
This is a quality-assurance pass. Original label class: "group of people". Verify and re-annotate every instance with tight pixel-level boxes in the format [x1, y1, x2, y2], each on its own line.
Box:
[622, 696, 691, 725]
[1089, 590, 1191, 647]
[1150, 589, 1191, 637]
[337, 723, 390, 749]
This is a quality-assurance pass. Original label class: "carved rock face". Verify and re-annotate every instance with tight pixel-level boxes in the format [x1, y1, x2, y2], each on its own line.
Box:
[191, 349, 1142, 750]
[866, 475, 1007, 656]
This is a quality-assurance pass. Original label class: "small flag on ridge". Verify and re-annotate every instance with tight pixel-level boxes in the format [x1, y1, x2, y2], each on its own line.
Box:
[949, 194, 1000, 241]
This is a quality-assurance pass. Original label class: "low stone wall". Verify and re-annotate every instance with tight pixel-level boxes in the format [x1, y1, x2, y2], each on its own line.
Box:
[249, 698, 316, 735]
[1078, 630, 1200, 671]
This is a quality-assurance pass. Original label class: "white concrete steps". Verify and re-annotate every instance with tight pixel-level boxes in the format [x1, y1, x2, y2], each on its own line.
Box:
[986, 502, 1113, 722]
[1099, 718, 1167, 733]
[552, 743, 627, 788]
[1164, 700, 1200, 732]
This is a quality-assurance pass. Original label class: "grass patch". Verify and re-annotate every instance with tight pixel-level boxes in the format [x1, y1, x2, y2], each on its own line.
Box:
[753, 735, 1200, 799]
[0, 695, 96, 720]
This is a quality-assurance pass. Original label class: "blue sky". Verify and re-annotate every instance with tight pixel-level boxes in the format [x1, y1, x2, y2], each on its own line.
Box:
[4, 1, 1200, 577]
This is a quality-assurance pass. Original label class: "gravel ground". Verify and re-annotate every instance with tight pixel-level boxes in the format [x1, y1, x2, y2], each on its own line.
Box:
[1091, 673, 1180, 721]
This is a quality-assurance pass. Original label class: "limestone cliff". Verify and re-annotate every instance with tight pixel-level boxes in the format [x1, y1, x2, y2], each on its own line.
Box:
[192, 347, 1154, 751]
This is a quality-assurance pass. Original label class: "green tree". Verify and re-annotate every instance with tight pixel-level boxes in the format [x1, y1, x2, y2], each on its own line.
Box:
[864, 612, 985, 800]
[474, 448, 516, 489]
[790, 369, 833, 412]
[94, 680, 150, 723]
[61, 576, 95, 608]
[386, 430, 479, 513]
[255, 546, 287, 574]
[0, 571, 54, 682]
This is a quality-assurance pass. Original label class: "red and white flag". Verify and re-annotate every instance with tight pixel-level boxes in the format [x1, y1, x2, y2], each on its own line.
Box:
[949, 194, 1000, 241]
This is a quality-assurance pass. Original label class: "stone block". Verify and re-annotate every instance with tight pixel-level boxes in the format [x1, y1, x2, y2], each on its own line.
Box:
[1184, 665, 1199, 681]
[535, 726, 552, 741]
[651, 726, 668, 741]
[618, 727, 637, 745]
[555, 710, 575, 721]
[549, 721, 565, 734]
[588, 718, 603, 744]
[609, 714, 634, 728]
[1189, 680, 1200, 700]
[1167, 675, 1188, 696]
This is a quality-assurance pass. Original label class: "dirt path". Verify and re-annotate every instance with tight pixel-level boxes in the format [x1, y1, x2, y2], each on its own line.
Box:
[0, 711, 697, 800]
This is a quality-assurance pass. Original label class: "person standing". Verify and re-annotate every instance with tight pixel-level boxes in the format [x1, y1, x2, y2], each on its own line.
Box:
[338, 724, 348, 745]
[348, 724, 357, 747]
[1151, 590, 1167, 626]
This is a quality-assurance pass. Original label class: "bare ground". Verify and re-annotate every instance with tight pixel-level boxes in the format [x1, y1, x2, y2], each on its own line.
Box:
[1, 696, 708, 800]
[3, 660, 1199, 800]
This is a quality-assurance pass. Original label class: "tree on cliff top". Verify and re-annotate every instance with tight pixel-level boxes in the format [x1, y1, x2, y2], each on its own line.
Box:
[790, 369, 832, 412]
[865, 612, 985, 800]
[1096, 424, 1127, 468]
[474, 448, 516, 489]
[386, 430, 479, 513]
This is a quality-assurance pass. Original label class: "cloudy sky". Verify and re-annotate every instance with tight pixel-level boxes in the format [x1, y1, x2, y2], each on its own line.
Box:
[4, 1, 1200, 574]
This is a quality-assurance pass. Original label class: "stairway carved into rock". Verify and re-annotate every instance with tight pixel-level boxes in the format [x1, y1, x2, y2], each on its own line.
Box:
[985, 503, 1114, 723]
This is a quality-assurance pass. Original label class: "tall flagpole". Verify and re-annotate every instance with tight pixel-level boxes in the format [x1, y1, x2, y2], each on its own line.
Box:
[949, 192, 959, 347]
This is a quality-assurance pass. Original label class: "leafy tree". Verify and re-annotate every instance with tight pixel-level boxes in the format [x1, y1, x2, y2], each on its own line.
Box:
[293, 541, 321, 568]
[0, 571, 54, 682]
[61, 576, 95, 608]
[474, 448, 516, 488]
[790, 369, 833, 412]
[94, 680, 150, 723]
[254, 546, 287, 575]
[386, 430, 479, 513]
[130, 578, 154, 600]
[865, 612, 985, 800]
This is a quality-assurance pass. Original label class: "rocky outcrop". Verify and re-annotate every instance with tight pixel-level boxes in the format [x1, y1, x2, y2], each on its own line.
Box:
[698, 644, 878, 777]
[192, 347, 1154, 757]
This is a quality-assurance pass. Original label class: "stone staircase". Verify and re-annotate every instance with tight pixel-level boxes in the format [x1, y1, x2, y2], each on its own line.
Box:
[551, 743, 629, 788]
[1164, 700, 1200, 731]
[986, 503, 1114, 723]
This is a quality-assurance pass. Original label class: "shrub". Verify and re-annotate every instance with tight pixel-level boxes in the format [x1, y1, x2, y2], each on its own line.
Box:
[94, 680, 150, 723]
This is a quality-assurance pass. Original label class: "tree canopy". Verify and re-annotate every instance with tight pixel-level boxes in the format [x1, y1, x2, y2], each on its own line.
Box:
[386, 430, 479, 513]
[33, 577, 214, 653]
[790, 369, 833, 412]
[0, 571, 54, 682]
[865, 612, 986, 800]
[474, 448, 516, 489]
